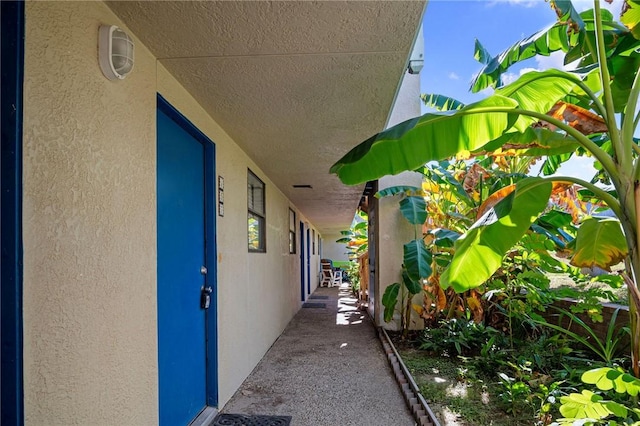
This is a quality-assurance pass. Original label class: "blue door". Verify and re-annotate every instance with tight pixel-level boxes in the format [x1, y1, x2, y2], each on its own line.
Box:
[306, 228, 311, 294]
[157, 97, 217, 425]
[299, 222, 305, 301]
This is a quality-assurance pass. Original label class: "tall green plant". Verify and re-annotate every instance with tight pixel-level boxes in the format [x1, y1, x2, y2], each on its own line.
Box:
[331, 0, 640, 375]
[336, 210, 368, 258]
[535, 307, 630, 365]
[378, 187, 431, 335]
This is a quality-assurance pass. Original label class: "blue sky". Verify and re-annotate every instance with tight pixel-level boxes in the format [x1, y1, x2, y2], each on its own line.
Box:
[420, 0, 624, 180]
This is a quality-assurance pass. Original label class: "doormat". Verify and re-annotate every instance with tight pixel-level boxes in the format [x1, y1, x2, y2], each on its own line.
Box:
[211, 413, 292, 426]
[302, 302, 326, 308]
[308, 295, 329, 300]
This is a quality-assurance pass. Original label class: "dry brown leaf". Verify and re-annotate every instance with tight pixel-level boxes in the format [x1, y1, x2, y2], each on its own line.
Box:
[544, 102, 607, 135]
[463, 163, 491, 194]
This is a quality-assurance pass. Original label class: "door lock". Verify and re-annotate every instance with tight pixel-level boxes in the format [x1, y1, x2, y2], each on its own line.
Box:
[200, 286, 212, 309]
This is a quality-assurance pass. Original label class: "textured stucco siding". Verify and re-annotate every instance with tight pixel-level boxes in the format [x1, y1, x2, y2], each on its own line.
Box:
[320, 233, 350, 263]
[23, 2, 158, 424]
[22, 1, 314, 424]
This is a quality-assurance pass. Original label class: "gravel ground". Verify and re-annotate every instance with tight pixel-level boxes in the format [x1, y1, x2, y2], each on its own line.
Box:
[219, 284, 416, 426]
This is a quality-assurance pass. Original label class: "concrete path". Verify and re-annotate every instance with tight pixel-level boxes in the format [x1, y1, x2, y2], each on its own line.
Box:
[219, 283, 415, 426]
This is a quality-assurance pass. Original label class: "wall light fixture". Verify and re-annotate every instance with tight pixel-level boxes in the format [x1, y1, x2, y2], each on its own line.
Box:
[99, 25, 134, 81]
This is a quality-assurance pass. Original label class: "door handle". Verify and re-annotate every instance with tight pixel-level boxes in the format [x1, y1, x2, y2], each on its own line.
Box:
[200, 286, 212, 309]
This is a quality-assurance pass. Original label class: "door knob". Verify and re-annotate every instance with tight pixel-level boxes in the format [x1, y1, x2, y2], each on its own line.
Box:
[200, 286, 212, 309]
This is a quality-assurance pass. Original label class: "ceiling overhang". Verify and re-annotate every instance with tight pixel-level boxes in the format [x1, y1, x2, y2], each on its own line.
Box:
[107, 0, 426, 235]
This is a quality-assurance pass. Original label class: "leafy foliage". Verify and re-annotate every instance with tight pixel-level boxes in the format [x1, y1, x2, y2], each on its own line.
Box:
[333, 0, 640, 378]
[570, 217, 629, 270]
[441, 177, 552, 292]
[554, 367, 640, 425]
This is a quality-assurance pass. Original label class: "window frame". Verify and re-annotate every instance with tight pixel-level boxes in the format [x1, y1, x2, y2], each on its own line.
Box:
[289, 208, 296, 254]
[247, 169, 266, 253]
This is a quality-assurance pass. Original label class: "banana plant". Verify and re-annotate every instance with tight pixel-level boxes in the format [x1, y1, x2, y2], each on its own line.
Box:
[336, 210, 368, 258]
[331, 0, 640, 374]
[377, 185, 431, 335]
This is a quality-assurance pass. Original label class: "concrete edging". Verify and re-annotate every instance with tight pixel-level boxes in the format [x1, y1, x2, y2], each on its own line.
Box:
[378, 327, 441, 426]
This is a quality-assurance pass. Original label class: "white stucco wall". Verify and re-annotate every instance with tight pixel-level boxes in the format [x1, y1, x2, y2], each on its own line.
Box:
[22, 1, 316, 423]
[387, 72, 421, 129]
[23, 2, 158, 424]
[321, 233, 350, 263]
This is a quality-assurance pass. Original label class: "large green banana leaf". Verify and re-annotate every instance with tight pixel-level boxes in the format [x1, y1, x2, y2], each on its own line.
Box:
[399, 197, 427, 225]
[472, 2, 634, 94]
[421, 93, 465, 111]
[432, 228, 461, 248]
[375, 185, 420, 198]
[402, 269, 422, 295]
[440, 178, 552, 292]
[382, 283, 400, 322]
[494, 69, 579, 132]
[471, 23, 572, 93]
[330, 96, 518, 185]
[570, 217, 628, 270]
[331, 70, 577, 186]
[479, 127, 580, 157]
[404, 239, 432, 282]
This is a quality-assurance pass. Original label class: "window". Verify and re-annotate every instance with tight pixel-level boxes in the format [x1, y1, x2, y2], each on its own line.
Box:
[312, 229, 315, 254]
[289, 208, 296, 254]
[248, 170, 266, 252]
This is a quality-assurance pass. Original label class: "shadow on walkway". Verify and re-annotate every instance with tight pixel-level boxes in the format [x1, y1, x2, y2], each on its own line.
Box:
[219, 284, 415, 426]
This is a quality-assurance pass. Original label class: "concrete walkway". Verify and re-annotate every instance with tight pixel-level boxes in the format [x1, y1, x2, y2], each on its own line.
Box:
[219, 284, 415, 426]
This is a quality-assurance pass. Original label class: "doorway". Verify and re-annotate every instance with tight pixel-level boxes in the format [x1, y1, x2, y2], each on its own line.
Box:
[157, 96, 218, 424]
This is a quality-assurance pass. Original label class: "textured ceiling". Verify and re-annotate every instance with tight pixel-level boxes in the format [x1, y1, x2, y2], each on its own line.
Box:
[107, 1, 426, 235]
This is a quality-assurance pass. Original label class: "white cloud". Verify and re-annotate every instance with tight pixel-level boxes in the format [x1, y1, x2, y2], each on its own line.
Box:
[477, 86, 495, 97]
[501, 72, 519, 86]
[534, 51, 566, 71]
[448, 72, 460, 80]
[502, 67, 537, 85]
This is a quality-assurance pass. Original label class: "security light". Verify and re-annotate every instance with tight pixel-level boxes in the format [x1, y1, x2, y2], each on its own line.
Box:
[99, 25, 134, 81]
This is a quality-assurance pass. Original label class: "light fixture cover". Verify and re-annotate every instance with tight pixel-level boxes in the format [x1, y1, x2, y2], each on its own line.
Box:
[99, 25, 134, 80]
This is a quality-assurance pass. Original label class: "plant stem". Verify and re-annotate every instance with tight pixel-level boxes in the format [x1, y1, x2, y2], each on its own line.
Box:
[572, 75, 607, 121]
[594, 1, 627, 171]
[508, 274, 514, 351]
[510, 108, 616, 181]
